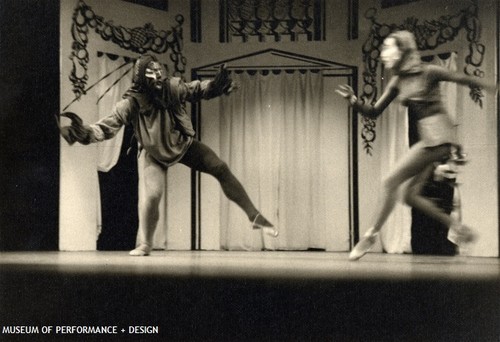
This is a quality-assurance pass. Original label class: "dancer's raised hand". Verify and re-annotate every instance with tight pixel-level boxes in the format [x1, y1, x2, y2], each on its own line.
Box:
[335, 84, 355, 99]
[335, 84, 357, 105]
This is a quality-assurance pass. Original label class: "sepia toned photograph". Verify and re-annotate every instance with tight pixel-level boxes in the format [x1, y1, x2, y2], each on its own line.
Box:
[0, 0, 499, 340]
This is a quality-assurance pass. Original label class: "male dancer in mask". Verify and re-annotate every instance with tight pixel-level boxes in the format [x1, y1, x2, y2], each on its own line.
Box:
[59, 54, 277, 256]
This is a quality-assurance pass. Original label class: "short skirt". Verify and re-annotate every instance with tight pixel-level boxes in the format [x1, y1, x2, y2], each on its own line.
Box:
[417, 114, 456, 147]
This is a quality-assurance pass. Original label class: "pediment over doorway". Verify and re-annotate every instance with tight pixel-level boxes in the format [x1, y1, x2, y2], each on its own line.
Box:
[194, 48, 355, 76]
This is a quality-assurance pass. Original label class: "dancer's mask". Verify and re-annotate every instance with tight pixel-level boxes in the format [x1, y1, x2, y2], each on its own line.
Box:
[132, 54, 166, 92]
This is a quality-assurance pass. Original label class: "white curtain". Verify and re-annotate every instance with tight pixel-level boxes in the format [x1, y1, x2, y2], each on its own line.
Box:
[94, 55, 130, 236]
[218, 70, 345, 251]
[378, 99, 412, 253]
[379, 52, 458, 253]
[95, 55, 130, 172]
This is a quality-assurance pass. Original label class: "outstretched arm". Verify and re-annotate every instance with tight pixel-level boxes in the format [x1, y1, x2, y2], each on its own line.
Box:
[428, 65, 497, 92]
[184, 64, 238, 102]
[58, 99, 132, 145]
[335, 77, 399, 119]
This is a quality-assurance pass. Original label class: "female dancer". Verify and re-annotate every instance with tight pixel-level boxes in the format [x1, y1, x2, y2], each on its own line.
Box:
[336, 30, 496, 261]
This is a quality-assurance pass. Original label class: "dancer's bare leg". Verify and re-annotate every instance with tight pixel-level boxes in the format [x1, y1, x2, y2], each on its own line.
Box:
[373, 143, 450, 230]
[403, 164, 453, 227]
[130, 153, 165, 256]
[349, 142, 451, 260]
[404, 160, 475, 246]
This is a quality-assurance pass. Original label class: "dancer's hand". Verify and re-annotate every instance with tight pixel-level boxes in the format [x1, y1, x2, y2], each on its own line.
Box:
[57, 112, 92, 145]
[335, 84, 355, 100]
[217, 63, 239, 95]
[210, 63, 236, 96]
[219, 63, 240, 95]
[225, 80, 240, 94]
[335, 84, 359, 106]
[217, 63, 232, 89]
[218, 63, 230, 80]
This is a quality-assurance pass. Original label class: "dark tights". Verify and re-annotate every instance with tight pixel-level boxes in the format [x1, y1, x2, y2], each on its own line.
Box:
[180, 140, 259, 221]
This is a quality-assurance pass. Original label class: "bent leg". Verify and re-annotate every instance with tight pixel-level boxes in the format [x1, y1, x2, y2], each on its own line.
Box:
[403, 164, 453, 227]
[372, 142, 451, 232]
[131, 152, 165, 256]
[350, 143, 451, 260]
[403, 159, 476, 246]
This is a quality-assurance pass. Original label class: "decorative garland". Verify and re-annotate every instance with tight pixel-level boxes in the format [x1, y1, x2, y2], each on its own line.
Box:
[360, 0, 484, 155]
[69, 0, 186, 101]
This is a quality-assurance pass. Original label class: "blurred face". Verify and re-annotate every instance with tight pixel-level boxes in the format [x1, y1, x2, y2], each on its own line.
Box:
[380, 37, 402, 69]
[144, 61, 164, 90]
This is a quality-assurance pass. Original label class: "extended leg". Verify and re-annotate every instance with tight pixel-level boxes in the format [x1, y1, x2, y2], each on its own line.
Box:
[180, 140, 277, 235]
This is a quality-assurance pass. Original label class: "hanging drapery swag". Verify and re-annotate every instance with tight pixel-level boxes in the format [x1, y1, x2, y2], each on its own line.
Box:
[68, 0, 186, 102]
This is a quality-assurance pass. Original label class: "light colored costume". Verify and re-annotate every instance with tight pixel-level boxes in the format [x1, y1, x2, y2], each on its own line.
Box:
[344, 30, 486, 260]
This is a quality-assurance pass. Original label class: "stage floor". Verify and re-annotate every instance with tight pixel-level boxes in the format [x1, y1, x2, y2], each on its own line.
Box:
[1, 251, 499, 341]
[0, 250, 499, 280]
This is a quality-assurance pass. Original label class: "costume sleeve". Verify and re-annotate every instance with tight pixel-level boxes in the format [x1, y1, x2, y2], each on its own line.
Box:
[182, 65, 233, 102]
[351, 77, 399, 119]
[86, 98, 132, 142]
[180, 79, 210, 103]
[427, 65, 495, 90]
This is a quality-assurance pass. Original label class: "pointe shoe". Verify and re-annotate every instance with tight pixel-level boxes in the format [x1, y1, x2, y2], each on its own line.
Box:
[252, 213, 279, 237]
[129, 244, 152, 256]
[349, 228, 378, 261]
[447, 223, 476, 246]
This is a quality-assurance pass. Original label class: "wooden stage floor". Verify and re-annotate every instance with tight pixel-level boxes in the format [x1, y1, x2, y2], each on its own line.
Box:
[1, 251, 499, 341]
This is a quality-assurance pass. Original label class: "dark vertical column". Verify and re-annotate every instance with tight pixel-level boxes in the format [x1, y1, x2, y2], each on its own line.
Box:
[313, 0, 326, 41]
[219, 0, 228, 43]
[97, 125, 139, 251]
[0, 0, 60, 250]
[190, 69, 202, 250]
[190, 0, 202, 43]
[350, 68, 359, 247]
[347, 0, 359, 40]
[497, 0, 500, 258]
[408, 107, 456, 255]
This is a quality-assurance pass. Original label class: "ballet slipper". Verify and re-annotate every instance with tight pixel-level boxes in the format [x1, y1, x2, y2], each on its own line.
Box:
[447, 223, 476, 246]
[129, 244, 152, 256]
[262, 227, 279, 238]
[349, 227, 378, 261]
[252, 213, 279, 238]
